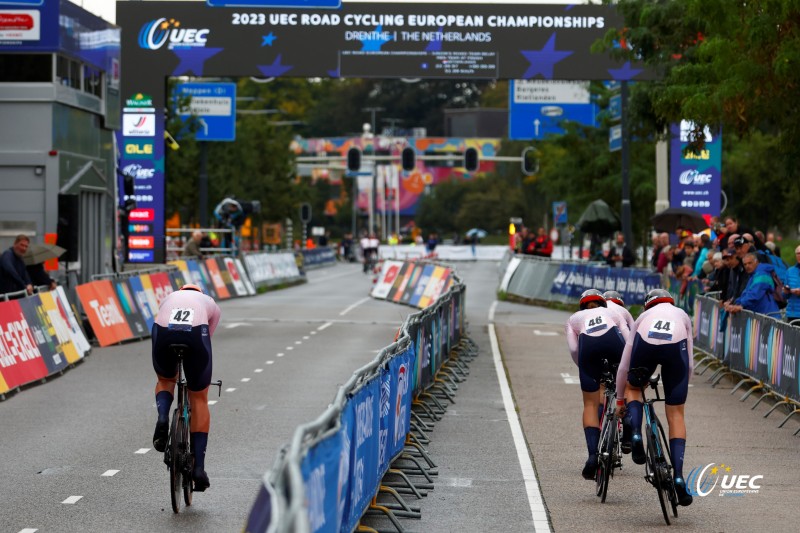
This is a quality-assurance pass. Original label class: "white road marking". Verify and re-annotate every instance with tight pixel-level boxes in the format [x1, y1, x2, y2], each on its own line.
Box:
[241, 378, 251, 382]
[533, 330, 558, 336]
[310, 331, 317, 335]
[266, 361, 274, 365]
[208, 400, 218, 405]
[317, 322, 333, 331]
[225, 322, 252, 329]
[295, 341, 302, 345]
[277, 353, 284, 357]
[339, 297, 370, 316]
[101, 470, 119, 477]
[303, 336, 310, 340]
[226, 388, 236, 392]
[254, 368, 263, 373]
[286, 347, 294, 351]
[18, 529, 38, 533]
[560, 373, 580, 385]
[441, 477, 473, 487]
[134, 448, 150, 454]
[489, 324, 551, 533]
[62, 496, 83, 504]
[488, 300, 497, 322]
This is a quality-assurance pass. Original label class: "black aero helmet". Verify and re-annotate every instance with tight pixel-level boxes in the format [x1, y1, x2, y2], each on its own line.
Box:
[644, 288, 674, 310]
[603, 290, 624, 307]
[579, 289, 607, 310]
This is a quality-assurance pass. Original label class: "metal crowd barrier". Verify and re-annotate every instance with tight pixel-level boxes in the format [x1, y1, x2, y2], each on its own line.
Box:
[692, 293, 800, 434]
[245, 268, 472, 532]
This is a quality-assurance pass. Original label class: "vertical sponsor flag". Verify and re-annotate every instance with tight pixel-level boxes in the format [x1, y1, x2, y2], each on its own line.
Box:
[76, 281, 133, 347]
[17, 295, 69, 374]
[0, 300, 48, 390]
[55, 286, 91, 357]
[300, 428, 345, 533]
[670, 121, 721, 217]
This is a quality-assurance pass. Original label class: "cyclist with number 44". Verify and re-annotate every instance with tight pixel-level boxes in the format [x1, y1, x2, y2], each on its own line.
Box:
[566, 289, 629, 480]
[615, 288, 694, 507]
[152, 284, 221, 492]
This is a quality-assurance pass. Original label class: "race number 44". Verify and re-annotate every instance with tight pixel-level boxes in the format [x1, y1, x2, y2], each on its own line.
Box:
[648, 319, 673, 341]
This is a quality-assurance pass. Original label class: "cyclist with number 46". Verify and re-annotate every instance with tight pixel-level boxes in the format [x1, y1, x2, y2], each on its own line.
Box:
[615, 288, 694, 507]
[566, 289, 629, 480]
[152, 284, 221, 492]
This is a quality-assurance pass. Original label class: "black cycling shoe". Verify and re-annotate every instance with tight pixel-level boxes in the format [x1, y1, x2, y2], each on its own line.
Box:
[582, 455, 598, 480]
[153, 420, 169, 453]
[674, 478, 693, 506]
[631, 435, 646, 465]
[620, 420, 633, 454]
[193, 468, 210, 492]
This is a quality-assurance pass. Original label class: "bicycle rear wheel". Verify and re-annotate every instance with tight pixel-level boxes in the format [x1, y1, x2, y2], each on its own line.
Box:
[169, 411, 182, 514]
[646, 423, 670, 525]
[596, 409, 614, 501]
[656, 418, 678, 518]
[182, 412, 193, 506]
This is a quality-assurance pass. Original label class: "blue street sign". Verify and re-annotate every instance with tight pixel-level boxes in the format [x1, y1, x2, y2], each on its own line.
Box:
[609, 94, 622, 122]
[609, 124, 622, 152]
[0, 0, 44, 5]
[174, 82, 236, 142]
[207, 0, 341, 7]
[509, 80, 597, 140]
[552, 201, 568, 225]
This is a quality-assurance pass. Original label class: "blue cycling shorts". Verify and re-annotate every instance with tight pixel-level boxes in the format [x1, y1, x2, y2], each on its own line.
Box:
[577, 327, 625, 393]
[628, 333, 690, 405]
[152, 323, 213, 391]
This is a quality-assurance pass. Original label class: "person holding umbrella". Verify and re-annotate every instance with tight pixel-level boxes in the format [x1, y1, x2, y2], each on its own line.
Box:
[0, 234, 33, 296]
[23, 242, 66, 291]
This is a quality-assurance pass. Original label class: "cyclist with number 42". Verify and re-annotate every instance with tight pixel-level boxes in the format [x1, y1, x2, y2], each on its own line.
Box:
[615, 288, 694, 507]
[151, 284, 221, 492]
[565, 289, 630, 481]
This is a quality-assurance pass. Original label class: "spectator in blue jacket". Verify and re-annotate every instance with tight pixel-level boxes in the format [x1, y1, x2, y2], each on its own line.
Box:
[725, 253, 779, 316]
[784, 245, 800, 323]
[0, 234, 33, 296]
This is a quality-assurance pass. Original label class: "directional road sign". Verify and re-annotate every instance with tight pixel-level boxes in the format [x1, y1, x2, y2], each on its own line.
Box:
[509, 80, 597, 140]
[207, 0, 341, 7]
[175, 82, 236, 142]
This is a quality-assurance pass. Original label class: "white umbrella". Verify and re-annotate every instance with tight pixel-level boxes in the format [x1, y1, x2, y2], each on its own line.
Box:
[466, 228, 488, 238]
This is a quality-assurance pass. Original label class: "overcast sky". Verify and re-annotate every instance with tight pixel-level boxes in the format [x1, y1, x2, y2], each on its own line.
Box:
[70, 0, 574, 25]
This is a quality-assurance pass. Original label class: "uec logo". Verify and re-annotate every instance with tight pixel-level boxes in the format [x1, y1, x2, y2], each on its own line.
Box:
[678, 169, 712, 186]
[686, 463, 763, 497]
[138, 18, 209, 50]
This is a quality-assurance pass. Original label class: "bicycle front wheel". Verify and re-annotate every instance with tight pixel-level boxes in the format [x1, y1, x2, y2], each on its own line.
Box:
[646, 424, 670, 525]
[169, 412, 182, 514]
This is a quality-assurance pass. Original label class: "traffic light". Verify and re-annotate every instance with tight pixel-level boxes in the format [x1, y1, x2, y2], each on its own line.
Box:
[464, 147, 479, 172]
[521, 147, 539, 175]
[347, 147, 362, 172]
[300, 202, 312, 223]
[401, 147, 416, 171]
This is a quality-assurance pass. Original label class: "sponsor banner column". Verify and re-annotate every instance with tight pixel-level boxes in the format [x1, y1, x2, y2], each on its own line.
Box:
[300, 427, 346, 532]
[0, 300, 49, 391]
[76, 281, 134, 347]
[344, 377, 381, 533]
[114, 279, 149, 338]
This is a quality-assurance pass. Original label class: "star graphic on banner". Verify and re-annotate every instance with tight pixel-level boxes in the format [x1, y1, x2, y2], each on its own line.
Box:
[608, 61, 643, 81]
[520, 33, 573, 79]
[262, 33, 277, 47]
[171, 48, 223, 76]
[327, 67, 340, 78]
[360, 25, 392, 52]
[425, 26, 444, 52]
[257, 54, 293, 77]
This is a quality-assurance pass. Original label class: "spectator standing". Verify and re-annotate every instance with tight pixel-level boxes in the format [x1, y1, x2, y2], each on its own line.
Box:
[606, 232, 634, 268]
[726, 253, 779, 316]
[766, 232, 782, 259]
[342, 233, 354, 262]
[183, 230, 205, 258]
[0, 234, 33, 296]
[530, 227, 554, 258]
[26, 263, 56, 291]
[784, 246, 800, 323]
[425, 233, 438, 254]
[691, 234, 712, 278]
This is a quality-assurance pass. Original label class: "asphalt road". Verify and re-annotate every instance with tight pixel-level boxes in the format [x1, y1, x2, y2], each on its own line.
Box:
[1, 260, 798, 533]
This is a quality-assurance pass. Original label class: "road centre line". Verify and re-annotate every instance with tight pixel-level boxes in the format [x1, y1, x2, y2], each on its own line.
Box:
[303, 336, 310, 339]
[226, 387, 236, 392]
[18, 529, 38, 533]
[277, 353, 284, 357]
[241, 378, 251, 382]
[489, 321, 552, 533]
[295, 341, 302, 344]
[339, 297, 370, 316]
[317, 321, 333, 331]
[134, 448, 150, 454]
[286, 346, 294, 350]
[62, 496, 82, 504]
[266, 361, 274, 365]
[208, 400, 218, 405]
[101, 470, 119, 477]
[255, 368, 263, 373]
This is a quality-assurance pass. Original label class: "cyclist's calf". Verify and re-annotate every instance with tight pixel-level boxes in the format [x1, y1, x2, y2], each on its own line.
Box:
[156, 373, 178, 395]
[189, 387, 210, 433]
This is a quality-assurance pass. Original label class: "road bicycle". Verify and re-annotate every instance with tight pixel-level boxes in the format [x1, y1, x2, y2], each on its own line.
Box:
[628, 367, 679, 525]
[595, 359, 622, 502]
[164, 344, 222, 514]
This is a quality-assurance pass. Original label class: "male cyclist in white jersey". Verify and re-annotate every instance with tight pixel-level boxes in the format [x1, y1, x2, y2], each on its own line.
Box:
[616, 288, 693, 506]
[565, 289, 629, 479]
[151, 284, 221, 492]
